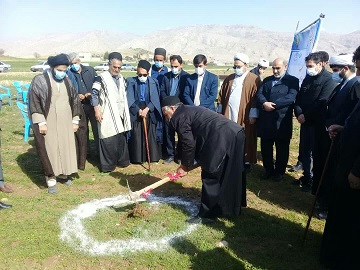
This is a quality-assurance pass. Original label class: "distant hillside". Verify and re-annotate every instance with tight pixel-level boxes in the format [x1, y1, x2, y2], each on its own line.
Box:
[0, 25, 358, 64]
[0, 30, 138, 59]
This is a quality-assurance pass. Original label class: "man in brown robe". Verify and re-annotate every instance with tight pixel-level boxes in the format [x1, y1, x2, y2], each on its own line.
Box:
[217, 53, 261, 165]
[29, 53, 82, 194]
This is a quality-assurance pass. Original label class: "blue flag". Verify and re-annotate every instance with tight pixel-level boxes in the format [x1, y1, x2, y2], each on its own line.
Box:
[287, 18, 322, 86]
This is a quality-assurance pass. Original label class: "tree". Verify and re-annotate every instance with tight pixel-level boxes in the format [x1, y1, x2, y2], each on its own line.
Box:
[0, 49, 4, 55]
[103, 51, 109, 61]
[34, 52, 41, 59]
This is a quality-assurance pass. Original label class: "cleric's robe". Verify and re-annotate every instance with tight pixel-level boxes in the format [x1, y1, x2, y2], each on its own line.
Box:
[218, 72, 261, 163]
[171, 105, 246, 217]
[29, 71, 81, 177]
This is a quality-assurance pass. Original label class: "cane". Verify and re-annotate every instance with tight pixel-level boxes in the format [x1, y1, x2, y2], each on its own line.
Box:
[142, 116, 151, 171]
[302, 139, 335, 245]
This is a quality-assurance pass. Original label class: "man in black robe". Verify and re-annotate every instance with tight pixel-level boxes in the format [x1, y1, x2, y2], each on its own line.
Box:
[161, 96, 246, 223]
[320, 46, 360, 269]
[315, 54, 360, 218]
[126, 60, 163, 164]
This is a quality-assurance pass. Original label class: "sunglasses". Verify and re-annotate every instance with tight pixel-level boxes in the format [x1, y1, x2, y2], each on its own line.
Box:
[138, 74, 148, 77]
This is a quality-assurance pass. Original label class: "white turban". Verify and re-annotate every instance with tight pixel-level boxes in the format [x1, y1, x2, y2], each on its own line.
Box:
[258, 58, 269, 68]
[329, 54, 354, 66]
[234, 53, 249, 64]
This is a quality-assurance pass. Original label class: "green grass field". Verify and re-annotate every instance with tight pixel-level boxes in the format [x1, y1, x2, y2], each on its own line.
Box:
[0, 58, 325, 270]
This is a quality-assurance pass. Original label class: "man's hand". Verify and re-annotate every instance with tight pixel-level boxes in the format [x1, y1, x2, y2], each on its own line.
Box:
[348, 172, 360, 190]
[94, 107, 103, 123]
[73, 124, 79, 133]
[84, 93, 91, 99]
[176, 165, 188, 177]
[249, 117, 256, 124]
[328, 124, 344, 140]
[39, 124, 47, 135]
[78, 94, 85, 101]
[263, 102, 276, 112]
[140, 107, 150, 118]
[297, 114, 306, 124]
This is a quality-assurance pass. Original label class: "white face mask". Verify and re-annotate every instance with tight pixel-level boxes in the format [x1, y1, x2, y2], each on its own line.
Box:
[171, 67, 179, 75]
[195, 67, 204, 75]
[234, 67, 245, 76]
[138, 76, 147, 83]
[307, 67, 318, 77]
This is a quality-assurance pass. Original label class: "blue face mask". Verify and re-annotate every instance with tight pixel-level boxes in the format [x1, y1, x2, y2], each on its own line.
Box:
[331, 72, 342, 83]
[53, 69, 66, 80]
[154, 61, 164, 69]
[71, 63, 80, 72]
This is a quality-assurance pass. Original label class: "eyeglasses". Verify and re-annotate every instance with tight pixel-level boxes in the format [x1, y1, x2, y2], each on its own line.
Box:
[138, 74, 148, 77]
[112, 66, 121, 70]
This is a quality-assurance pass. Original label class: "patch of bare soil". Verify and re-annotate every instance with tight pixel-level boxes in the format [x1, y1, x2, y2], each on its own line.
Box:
[126, 202, 153, 219]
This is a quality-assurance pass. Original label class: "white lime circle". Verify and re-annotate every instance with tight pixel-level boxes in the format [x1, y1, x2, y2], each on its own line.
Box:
[59, 195, 199, 256]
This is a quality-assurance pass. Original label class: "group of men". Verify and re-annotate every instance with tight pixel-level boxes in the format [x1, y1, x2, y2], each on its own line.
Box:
[20, 48, 249, 223]
[4, 43, 360, 268]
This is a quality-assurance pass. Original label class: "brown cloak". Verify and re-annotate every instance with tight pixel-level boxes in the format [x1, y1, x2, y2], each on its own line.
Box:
[218, 72, 261, 163]
[29, 72, 83, 177]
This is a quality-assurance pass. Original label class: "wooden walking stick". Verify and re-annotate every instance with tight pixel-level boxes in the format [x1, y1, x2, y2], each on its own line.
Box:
[303, 139, 335, 245]
[142, 116, 151, 171]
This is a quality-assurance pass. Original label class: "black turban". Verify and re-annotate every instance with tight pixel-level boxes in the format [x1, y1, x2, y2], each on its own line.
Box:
[108, 52, 122, 61]
[161, 96, 181, 107]
[137, 60, 151, 72]
[47, 53, 70, 67]
[154, 47, 166, 58]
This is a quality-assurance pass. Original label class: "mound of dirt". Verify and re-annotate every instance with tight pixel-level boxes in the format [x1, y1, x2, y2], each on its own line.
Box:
[127, 203, 153, 219]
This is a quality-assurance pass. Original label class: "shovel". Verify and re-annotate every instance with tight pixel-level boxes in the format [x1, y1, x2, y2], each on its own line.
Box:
[126, 172, 182, 201]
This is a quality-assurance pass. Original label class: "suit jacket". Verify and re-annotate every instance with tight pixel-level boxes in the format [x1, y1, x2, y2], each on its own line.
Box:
[294, 69, 337, 126]
[70, 65, 97, 94]
[126, 76, 163, 142]
[183, 70, 218, 111]
[257, 74, 299, 140]
[159, 70, 189, 101]
[326, 76, 360, 128]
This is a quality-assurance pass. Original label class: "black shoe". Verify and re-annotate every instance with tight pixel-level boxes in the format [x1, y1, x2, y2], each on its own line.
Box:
[244, 162, 251, 173]
[289, 162, 303, 172]
[272, 174, 283, 182]
[163, 157, 174, 164]
[0, 201, 12, 209]
[316, 210, 328, 220]
[187, 216, 215, 224]
[261, 171, 274, 180]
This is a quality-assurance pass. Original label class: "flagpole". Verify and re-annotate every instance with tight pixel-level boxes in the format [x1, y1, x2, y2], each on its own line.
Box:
[295, 21, 299, 34]
[297, 13, 325, 33]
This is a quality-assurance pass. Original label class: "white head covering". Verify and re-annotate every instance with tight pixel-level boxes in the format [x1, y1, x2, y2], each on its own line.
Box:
[234, 53, 249, 64]
[329, 54, 354, 66]
[258, 58, 269, 68]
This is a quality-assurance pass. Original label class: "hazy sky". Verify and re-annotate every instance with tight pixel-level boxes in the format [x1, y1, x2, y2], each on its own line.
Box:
[0, 0, 358, 41]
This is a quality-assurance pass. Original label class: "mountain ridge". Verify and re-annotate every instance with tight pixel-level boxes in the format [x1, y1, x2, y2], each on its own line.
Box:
[0, 25, 358, 64]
